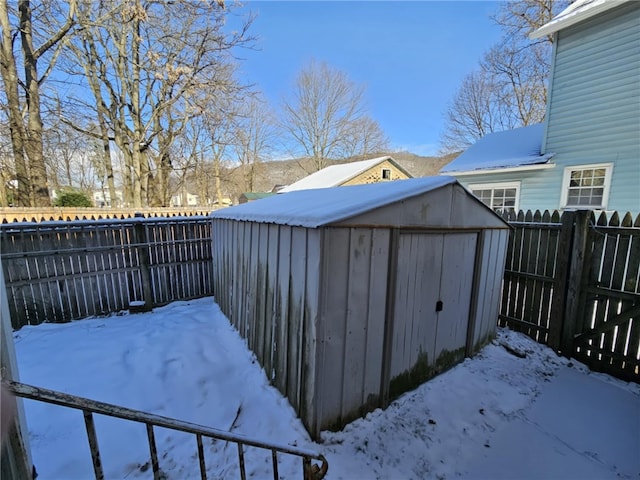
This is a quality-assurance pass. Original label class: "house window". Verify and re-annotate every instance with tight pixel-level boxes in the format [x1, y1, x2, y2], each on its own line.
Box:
[560, 163, 613, 209]
[468, 182, 520, 213]
[381, 168, 391, 180]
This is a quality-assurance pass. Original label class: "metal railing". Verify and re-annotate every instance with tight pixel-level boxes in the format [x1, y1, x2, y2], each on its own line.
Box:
[4, 381, 328, 480]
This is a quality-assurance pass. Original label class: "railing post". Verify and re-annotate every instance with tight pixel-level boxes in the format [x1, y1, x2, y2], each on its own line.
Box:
[146, 424, 161, 480]
[133, 213, 153, 312]
[559, 210, 591, 356]
[83, 411, 104, 480]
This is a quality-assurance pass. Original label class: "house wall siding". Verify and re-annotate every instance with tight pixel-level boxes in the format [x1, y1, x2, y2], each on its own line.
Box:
[453, 170, 560, 212]
[454, 3, 639, 214]
[544, 2, 640, 212]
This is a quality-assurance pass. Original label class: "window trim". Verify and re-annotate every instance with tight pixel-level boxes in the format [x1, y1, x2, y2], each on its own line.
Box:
[381, 168, 392, 180]
[468, 181, 521, 212]
[560, 163, 613, 210]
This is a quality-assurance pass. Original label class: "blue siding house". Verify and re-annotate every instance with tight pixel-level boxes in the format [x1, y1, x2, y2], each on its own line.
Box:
[441, 0, 640, 214]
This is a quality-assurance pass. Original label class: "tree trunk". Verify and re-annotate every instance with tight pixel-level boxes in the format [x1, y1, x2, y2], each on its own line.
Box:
[132, 146, 143, 208]
[98, 126, 117, 207]
[0, 167, 8, 207]
[0, 0, 31, 206]
[131, 3, 144, 208]
[19, 0, 51, 206]
[213, 156, 223, 203]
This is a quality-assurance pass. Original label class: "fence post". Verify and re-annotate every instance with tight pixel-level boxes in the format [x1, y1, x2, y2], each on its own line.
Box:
[133, 213, 153, 312]
[559, 210, 591, 356]
[547, 211, 573, 351]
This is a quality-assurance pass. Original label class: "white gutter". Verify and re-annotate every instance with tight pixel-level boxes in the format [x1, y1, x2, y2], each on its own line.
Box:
[531, 0, 632, 39]
[441, 163, 556, 177]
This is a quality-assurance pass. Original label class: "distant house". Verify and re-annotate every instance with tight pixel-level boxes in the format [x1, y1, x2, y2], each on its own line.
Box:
[93, 189, 124, 208]
[279, 156, 413, 193]
[441, 0, 640, 214]
[238, 192, 275, 204]
[171, 192, 199, 207]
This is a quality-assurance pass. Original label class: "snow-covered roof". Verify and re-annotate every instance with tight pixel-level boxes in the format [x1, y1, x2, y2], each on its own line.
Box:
[440, 124, 554, 175]
[531, 0, 632, 39]
[279, 156, 409, 193]
[211, 176, 457, 228]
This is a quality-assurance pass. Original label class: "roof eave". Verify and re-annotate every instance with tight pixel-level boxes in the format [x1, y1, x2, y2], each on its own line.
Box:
[530, 0, 632, 39]
[441, 162, 556, 177]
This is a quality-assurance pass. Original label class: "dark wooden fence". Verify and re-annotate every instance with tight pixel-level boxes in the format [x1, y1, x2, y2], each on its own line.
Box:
[499, 209, 640, 383]
[2, 210, 638, 383]
[0, 215, 213, 329]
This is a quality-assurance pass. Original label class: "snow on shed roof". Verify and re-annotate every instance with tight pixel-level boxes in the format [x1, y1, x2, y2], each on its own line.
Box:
[440, 123, 554, 174]
[211, 176, 457, 228]
[531, 0, 633, 39]
[279, 156, 408, 193]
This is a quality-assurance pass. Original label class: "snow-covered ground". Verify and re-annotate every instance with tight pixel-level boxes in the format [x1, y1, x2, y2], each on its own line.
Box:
[13, 297, 640, 479]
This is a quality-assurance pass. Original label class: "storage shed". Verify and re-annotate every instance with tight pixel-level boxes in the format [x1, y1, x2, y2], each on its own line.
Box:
[210, 176, 510, 439]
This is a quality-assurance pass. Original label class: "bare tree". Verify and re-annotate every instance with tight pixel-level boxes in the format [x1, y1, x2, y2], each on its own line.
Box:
[200, 96, 239, 204]
[0, 0, 78, 206]
[439, 0, 568, 153]
[491, 0, 561, 43]
[233, 96, 277, 192]
[440, 70, 509, 153]
[43, 119, 98, 192]
[281, 59, 386, 171]
[63, 0, 252, 208]
[341, 116, 389, 159]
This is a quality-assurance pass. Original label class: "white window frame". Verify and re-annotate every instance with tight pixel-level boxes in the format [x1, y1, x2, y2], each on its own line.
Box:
[468, 181, 521, 212]
[381, 168, 392, 180]
[560, 163, 613, 210]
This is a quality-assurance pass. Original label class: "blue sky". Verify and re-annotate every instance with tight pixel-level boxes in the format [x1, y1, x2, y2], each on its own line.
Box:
[233, 1, 504, 157]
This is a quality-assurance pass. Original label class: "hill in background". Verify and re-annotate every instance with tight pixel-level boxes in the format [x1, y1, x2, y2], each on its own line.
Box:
[245, 151, 459, 194]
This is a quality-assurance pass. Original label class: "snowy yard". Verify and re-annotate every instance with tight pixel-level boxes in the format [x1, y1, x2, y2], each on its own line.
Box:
[13, 297, 640, 479]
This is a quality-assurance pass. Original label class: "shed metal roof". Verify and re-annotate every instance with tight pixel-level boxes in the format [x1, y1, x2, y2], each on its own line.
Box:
[279, 156, 411, 193]
[440, 123, 555, 174]
[212, 176, 461, 228]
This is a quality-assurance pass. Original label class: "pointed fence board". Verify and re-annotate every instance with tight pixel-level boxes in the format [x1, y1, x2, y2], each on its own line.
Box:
[499, 209, 640, 383]
[0, 217, 214, 329]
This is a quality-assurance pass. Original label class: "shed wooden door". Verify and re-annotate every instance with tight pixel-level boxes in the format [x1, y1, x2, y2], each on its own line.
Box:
[388, 232, 477, 396]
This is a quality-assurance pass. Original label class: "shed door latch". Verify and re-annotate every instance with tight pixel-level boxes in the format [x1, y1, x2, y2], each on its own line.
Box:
[436, 300, 443, 312]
